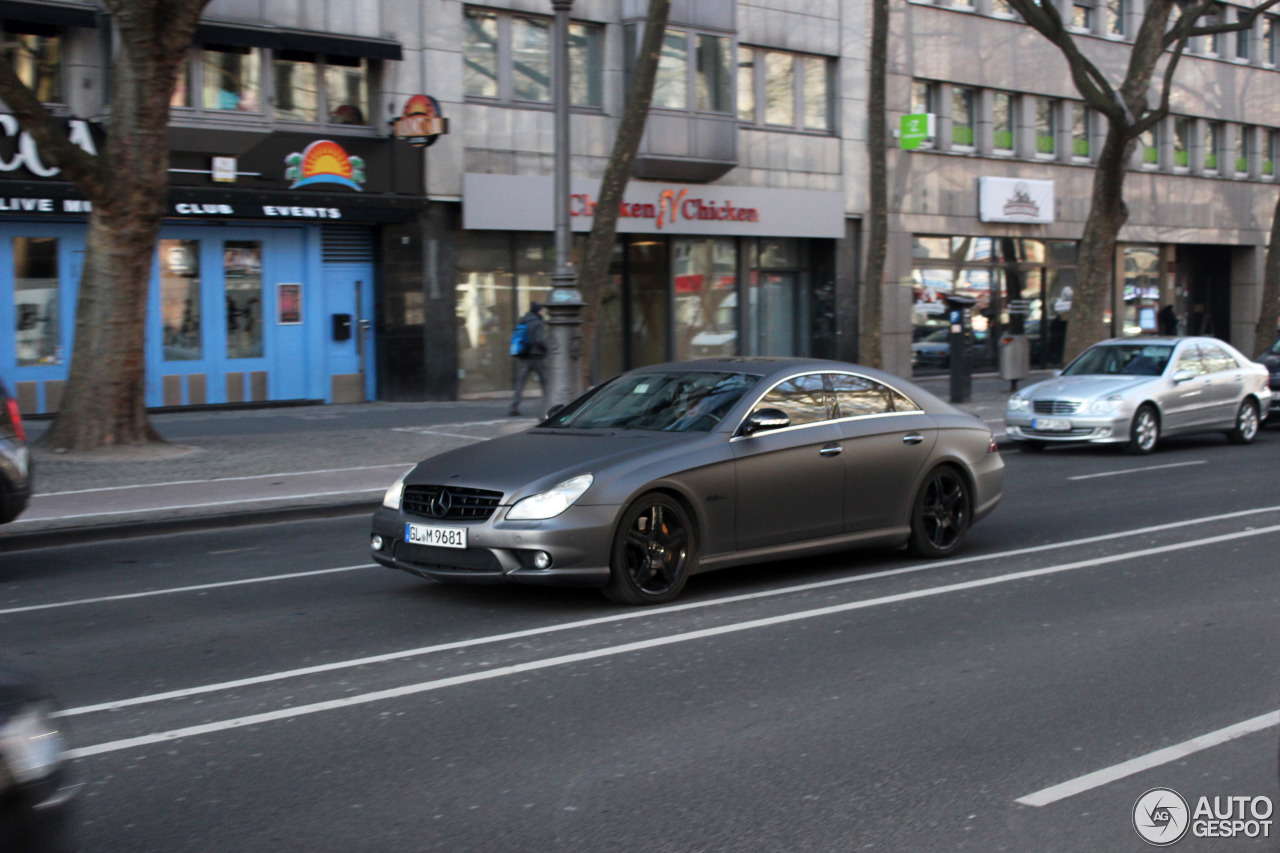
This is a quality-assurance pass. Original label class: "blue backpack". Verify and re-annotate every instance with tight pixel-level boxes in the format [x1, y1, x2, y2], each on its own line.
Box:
[509, 320, 530, 357]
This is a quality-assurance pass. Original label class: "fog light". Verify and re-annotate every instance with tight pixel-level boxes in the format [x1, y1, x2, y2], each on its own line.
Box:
[532, 551, 552, 569]
[371, 535, 384, 551]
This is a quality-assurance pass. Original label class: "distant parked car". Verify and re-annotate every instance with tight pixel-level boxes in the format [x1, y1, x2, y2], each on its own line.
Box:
[0, 661, 77, 852]
[1004, 336, 1271, 454]
[0, 380, 30, 524]
[1256, 337, 1280, 424]
[912, 329, 988, 369]
[372, 358, 1003, 604]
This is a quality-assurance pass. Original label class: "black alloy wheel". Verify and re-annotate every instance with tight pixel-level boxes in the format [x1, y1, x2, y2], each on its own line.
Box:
[908, 466, 971, 558]
[1226, 399, 1260, 445]
[604, 493, 696, 605]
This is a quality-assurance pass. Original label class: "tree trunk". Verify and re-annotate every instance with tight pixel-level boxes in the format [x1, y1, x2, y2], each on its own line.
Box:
[1255, 194, 1280, 356]
[860, 0, 889, 369]
[578, 0, 671, 385]
[1063, 124, 1135, 364]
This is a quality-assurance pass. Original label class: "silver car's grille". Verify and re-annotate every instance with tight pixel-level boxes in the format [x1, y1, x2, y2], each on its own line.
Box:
[402, 485, 502, 521]
[1033, 399, 1080, 415]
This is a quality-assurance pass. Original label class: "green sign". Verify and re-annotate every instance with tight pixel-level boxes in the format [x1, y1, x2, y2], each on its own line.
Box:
[900, 113, 935, 150]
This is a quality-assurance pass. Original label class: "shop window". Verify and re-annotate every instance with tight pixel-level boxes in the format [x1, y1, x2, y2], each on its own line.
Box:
[674, 237, 738, 361]
[225, 241, 263, 359]
[1072, 104, 1091, 159]
[160, 239, 201, 361]
[1, 22, 61, 103]
[1035, 98, 1056, 157]
[1122, 245, 1160, 335]
[1173, 116, 1190, 168]
[993, 92, 1014, 154]
[13, 237, 60, 366]
[201, 44, 263, 112]
[464, 7, 602, 108]
[745, 238, 809, 357]
[739, 47, 834, 132]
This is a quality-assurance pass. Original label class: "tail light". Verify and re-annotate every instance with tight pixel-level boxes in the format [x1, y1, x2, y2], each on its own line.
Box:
[5, 397, 25, 443]
[987, 436, 1000, 454]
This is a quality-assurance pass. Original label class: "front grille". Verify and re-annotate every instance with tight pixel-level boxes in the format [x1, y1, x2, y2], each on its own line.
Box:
[402, 485, 502, 521]
[399, 544, 502, 573]
[1033, 399, 1080, 415]
[1023, 427, 1097, 438]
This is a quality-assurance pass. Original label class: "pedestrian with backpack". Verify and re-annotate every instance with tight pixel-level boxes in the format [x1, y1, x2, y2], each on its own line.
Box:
[508, 301, 548, 416]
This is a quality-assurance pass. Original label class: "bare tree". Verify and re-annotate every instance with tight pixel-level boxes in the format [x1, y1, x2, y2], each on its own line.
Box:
[860, 0, 889, 369]
[0, 0, 213, 452]
[1005, 0, 1279, 363]
[577, 0, 671, 385]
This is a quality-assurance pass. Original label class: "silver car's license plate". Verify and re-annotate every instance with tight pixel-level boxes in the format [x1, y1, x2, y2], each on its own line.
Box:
[1032, 417, 1071, 432]
[405, 522, 467, 549]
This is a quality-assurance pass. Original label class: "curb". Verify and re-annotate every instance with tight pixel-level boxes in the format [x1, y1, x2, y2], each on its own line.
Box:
[0, 499, 380, 553]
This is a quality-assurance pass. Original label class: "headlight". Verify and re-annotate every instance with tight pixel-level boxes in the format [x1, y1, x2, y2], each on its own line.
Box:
[1087, 395, 1124, 414]
[382, 467, 415, 510]
[507, 474, 594, 520]
[1006, 394, 1029, 413]
[0, 701, 65, 785]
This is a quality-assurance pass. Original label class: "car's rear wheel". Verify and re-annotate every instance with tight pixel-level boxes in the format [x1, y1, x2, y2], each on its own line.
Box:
[603, 493, 696, 605]
[907, 467, 971, 558]
[1226, 399, 1259, 445]
[1125, 404, 1160, 455]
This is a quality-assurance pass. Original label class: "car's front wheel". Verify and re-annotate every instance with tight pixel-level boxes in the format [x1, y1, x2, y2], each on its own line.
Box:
[1125, 404, 1160, 455]
[1226, 399, 1260, 445]
[907, 466, 971, 558]
[603, 493, 696, 605]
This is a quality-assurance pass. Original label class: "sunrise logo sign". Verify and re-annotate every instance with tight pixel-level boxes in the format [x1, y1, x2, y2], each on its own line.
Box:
[284, 140, 366, 191]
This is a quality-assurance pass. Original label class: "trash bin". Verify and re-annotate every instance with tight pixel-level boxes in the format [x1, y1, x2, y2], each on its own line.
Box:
[998, 333, 1030, 384]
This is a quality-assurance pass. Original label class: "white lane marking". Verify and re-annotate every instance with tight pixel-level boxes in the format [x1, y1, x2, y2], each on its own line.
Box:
[9, 488, 383, 524]
[49, 505, 1280, 717]
[0, 565, 376, 616]
[62, 523, 1280, 756]
[1017, 710, 1280, 807]
[36, 464, 415, 497]
[1067, 460, 1207, 481]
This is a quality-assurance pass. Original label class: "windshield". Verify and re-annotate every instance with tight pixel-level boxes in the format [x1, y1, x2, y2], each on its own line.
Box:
[1061, 343, 1173, 377]
[542, 371, 760, 431]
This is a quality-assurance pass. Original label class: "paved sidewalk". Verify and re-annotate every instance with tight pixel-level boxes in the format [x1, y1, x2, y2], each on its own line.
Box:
[0, 371, 1042, 549]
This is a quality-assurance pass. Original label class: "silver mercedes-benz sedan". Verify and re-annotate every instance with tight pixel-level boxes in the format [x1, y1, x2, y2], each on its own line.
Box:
[371, 358, 1003, 605]
[1004, 336, 1271, 454]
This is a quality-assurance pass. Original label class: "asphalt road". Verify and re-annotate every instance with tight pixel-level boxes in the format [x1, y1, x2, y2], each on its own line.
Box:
[3, 430, 1279, 851]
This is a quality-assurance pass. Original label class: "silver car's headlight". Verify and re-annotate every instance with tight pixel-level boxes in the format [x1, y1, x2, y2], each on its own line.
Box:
[0, 701, 65, 785]
[1006, 394, 1029, 413]
[1087, 395, 1124, 414]
[507, 474, 594, 520]
[382, 468, 415, 510]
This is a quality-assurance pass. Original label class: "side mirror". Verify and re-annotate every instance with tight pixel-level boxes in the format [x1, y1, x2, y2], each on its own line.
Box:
[1172, 369, 1195, 384]
[740, 407, 791, 436]
[545, 403, 566, 419]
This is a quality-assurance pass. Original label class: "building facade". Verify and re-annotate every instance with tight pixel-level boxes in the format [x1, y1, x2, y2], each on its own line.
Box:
[1, 0, 1278, 412]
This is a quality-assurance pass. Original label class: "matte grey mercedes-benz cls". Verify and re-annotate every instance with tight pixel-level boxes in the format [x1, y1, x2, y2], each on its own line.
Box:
[371, 358, 1003, 605]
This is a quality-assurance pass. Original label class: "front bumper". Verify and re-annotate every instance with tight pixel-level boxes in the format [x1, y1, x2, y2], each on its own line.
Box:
[370, 503, 618, 587]
[1003, 411, 1130, 445]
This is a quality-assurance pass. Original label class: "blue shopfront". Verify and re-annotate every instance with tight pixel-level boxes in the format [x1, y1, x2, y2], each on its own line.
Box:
[0, 126, 424, 414]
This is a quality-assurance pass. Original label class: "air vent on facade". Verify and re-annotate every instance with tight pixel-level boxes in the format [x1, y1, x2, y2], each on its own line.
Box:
[321, 226, 375, 263]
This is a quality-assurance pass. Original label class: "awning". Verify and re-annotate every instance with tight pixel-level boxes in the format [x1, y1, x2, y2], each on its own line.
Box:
[194, 21, 402, 61]
[0, 0, 99, 28]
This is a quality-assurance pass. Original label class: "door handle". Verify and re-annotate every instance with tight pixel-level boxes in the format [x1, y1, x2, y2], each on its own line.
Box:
[819, 443, 843, 457]
[902, 433, 925, 445]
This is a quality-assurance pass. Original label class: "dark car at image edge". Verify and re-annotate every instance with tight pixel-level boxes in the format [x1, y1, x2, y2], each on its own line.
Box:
[0, 379, 31, 524]
[0, 661, 78, 852]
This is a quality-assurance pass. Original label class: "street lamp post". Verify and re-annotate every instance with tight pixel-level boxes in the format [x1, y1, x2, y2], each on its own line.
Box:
[546, 0, 584, 409]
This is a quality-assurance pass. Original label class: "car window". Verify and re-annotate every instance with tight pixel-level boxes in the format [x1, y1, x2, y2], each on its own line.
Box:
[544, 370, 760, 431]
[1199, 343, 1238, 373]
[1173, 344, 1207, 377]
[1062, 343, 1173, 376]
[889, 387, 922, 412]
[753, 373, 830, 426]
[830, 373, 892, 418]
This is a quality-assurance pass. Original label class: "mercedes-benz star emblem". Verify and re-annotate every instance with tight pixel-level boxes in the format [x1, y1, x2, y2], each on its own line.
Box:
[429, 489, 452, 519]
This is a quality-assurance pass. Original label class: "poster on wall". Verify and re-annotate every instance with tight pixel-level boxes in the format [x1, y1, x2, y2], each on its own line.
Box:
[277, 283, 302, 324]
[978, 176, 1054, 224]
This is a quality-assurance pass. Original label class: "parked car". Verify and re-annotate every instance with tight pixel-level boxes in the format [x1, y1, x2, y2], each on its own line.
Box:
[1257, 336, 1280, 424]
[1004, 336, 1272, 454]
[0, 661, 77, 852]
[372, 358, 1003, 604]
[911, 328, 988, 369]
[0, 380, 30, 524]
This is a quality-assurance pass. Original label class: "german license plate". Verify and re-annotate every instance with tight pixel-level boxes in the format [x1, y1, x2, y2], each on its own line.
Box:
[1032, 417, 1071, 432]
[405, 523, 467, 549]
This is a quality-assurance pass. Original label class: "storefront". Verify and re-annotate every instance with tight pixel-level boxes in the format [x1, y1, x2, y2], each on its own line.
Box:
[455, 174, 846, 394]
[0, 121, 425, 413]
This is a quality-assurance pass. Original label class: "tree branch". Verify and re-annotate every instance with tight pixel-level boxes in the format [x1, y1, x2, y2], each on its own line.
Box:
[0, 60, 108, 196]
